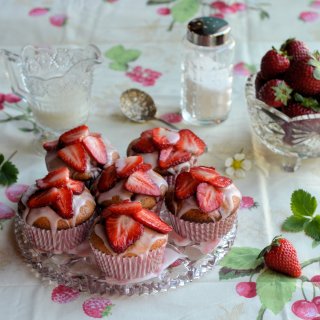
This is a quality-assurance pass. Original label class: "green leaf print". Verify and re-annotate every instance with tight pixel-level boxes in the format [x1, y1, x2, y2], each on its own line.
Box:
[171, 0, 199, 23]
[109, 61, 128, 71]
[219, 265, 263, 280]
[256, 269, 297, 315]
[105, 45, 141, 71]
[219, 247, 263, 270]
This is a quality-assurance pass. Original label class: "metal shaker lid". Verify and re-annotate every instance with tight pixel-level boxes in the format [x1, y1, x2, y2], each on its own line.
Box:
[186, 17, 231, 47]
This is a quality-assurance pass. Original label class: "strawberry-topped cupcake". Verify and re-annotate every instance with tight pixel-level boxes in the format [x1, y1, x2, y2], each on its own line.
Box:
[18, 167, 96, 252]
[127, 128, 206, 184]
[90, 200, 172, 281]
[92, 156, 168, 213]
[44, 125, 119, 183]
[165, 166, 242, 243]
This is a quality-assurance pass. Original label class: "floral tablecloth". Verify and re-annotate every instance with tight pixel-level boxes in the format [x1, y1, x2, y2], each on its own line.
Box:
[1, 1, 320, 319]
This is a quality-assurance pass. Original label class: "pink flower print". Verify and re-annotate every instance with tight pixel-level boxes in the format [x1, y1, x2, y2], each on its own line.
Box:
[310, 0, 320, 9]
[0, 202, 15, 220]
[299, 11, 319, 22]
[0, 93, 5, 104]
[210, 1, 228, 11]
[220, 4, 237, 14]
[233, 62, 251, 76]
[4, 93, 21, 103]
[230, 2, 247, 12]
[157, 7, 171, 15]
[82, 297, 114, 318]
[49, 14, 68, 27]
[51, 285, 80, 304]
[240, 196, 258, 209]
[160, 113, 182, 124]
[5, 184, 29, 203]
[28, 7, 50, 16]
[126, 66, 162, 87]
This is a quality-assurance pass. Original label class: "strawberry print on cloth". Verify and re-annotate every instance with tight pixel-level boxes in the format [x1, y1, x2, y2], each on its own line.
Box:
[83, 297, 114, 318]
[219, 244, 320, 319]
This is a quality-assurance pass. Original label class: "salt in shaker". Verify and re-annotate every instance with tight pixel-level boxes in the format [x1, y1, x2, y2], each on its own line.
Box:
[180, 17, 235, 125]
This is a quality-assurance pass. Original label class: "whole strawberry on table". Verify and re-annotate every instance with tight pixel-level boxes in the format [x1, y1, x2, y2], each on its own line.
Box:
[255, 38, 320, 119]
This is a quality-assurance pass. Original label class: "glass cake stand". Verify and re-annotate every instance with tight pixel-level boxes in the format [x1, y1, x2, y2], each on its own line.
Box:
[14, 214, 237, 296]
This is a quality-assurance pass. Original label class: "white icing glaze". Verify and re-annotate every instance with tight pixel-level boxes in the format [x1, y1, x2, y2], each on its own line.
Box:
[97, 180, 132, 204]
[21, 186, 95, 234]
[175, 183, 241, 221]
[94, 223, 167, 257]
[97, 169, 168, 203]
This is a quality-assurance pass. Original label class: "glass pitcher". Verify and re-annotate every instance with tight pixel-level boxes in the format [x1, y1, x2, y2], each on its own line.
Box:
[1, 44, 102, 138]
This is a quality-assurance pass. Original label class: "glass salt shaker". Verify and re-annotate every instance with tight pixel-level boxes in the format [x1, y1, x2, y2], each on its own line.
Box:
[180, 17, 235, 125]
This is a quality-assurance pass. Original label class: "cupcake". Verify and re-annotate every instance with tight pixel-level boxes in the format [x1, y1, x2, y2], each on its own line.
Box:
[43, 125, 119, 182]
[127, 128, 206, 184]
[92, 156, 168, 213]
[165, 166, 241, 242]
[90, 200, 172, 281]
[18, 167, 96, 252]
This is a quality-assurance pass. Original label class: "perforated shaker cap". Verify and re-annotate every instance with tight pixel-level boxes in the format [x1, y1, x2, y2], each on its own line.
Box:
[186, 16, 231, 47]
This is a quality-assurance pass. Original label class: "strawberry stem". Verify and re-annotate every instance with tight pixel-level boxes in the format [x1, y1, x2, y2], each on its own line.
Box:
[301, 256, 320, 269]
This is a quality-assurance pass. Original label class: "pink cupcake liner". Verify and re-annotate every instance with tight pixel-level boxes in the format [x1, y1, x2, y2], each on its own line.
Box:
[22, 218, 93, 252]
[167, 210, 238, 243]
[165, 175, 176, 191]
[91, 244, 166, 281]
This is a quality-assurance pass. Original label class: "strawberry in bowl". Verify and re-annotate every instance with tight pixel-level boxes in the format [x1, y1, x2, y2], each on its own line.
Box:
[245, 38, 320, 171]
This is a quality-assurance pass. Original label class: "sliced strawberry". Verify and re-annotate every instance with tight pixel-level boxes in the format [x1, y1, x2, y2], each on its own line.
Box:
[133, 208, 172, 234]
[141, 129, 154, 139]
[82, 135, 107, 165]
[158, 147, 192, 169]
[36, 167, 70, 189]
[105, 214, 144, 253]
[27, 188, 60, 208]
[57, 143, 87, 173]
[175, 129, 206, 156]
[52, 187, 73, 219]
[124, 170, 162, 196]
[174, 172, 199, 199]
[108, 201, 142, 216]
[97, 165, 118, 192]
[210, 176, 232, 188]
[196, 182, 223, 213]
[115, 156, 144, 178]
[190, 166, 219, 183]
[131, 136, 156, 153]
[152, 128, 180, 149]
[67, 179, 85, 194]
[59, 125, 89, 146]
[43, 139, 59, 151]
[137, 163, 152, 172]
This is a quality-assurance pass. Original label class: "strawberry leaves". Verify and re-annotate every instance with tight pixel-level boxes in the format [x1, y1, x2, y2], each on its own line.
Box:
[282, 189, 320, 241]
[0, 152, 19, 186]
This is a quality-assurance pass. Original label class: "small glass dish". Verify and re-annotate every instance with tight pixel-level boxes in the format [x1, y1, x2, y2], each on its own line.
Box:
[245, 73, 320, 171]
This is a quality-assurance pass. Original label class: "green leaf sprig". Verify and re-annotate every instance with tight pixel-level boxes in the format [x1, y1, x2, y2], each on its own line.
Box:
[282, 189, 320, 241]
[0, 151, 19, 186]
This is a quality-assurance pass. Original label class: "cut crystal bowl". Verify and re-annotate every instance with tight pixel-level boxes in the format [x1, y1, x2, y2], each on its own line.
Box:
[245, 73, 320, 171]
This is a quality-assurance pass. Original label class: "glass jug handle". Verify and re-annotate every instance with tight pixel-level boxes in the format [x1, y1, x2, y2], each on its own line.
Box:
[0, 49, 30, 99]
